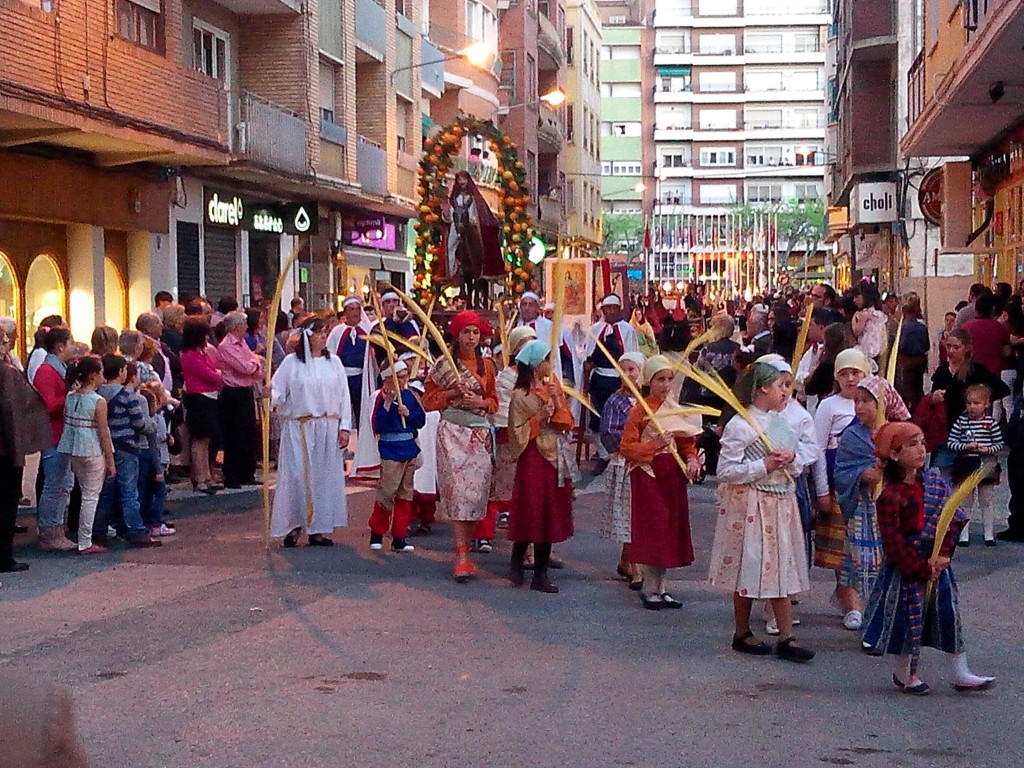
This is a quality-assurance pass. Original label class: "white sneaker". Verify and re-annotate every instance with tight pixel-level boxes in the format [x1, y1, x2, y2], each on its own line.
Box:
[154, 524, 176, 536]
[370, 542, 383, 551]
[843, 610, 863, 631]
[765, 618, 780, 636]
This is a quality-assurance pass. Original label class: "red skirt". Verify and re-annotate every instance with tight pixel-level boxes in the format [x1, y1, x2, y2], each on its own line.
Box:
[629, 453, 694, 568]
[508, 442, 574, 544]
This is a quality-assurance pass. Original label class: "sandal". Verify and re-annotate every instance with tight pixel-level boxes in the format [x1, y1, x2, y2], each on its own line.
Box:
[659, 593, 682, 609]
[454, 544, 476, 583]
[629, 574, 644, 591]
[307, 535, 334, 547]
[731, 631, 772, 656]
[283, 528, 302, 548]
[642, 594, 664, 611]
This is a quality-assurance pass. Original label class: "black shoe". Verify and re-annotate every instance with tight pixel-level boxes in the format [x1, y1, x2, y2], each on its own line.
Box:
[776, 637, 815, 663]
[13, 524, 28, 534]
[0, 561, 29, 573]
[642, 594, 664, 611]
[476, 538, 493, 554]
[369, 533, 384, 551]
[629, 575, 644, 591]
[391, 538, 414, 553]
[224, 483, 242, 490]
[128, 536, 163, 548]
[995, 529, 1024, 542]
[530, 573, 559, 593]
[659, 593, 683, 609]
[731, 631, 772, 656]
[985, 538, 997, 547]
[307, 535, 334, 547]
[283, 529, 301, 548]
[958, 538, 970, 548]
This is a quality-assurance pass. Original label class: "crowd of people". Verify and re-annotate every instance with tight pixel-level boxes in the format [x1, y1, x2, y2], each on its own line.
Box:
[1, 276, 1018, 694]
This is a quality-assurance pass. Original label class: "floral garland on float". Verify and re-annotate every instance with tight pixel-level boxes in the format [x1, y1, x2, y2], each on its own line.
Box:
[411, 115, 539, 308]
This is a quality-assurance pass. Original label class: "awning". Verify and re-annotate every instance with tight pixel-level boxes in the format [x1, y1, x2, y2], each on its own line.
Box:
[343, 246, 411, 273]
[656, 65, 691, 77]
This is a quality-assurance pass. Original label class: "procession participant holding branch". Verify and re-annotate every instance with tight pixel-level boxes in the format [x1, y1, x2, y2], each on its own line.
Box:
[506, 340, 576, 593]
[710, 359, 814, 663]
[326, 296, 375, 429]
[421, 310, 499, 582]
[620, 355, 701, 610]
[270, 316, 352, 548]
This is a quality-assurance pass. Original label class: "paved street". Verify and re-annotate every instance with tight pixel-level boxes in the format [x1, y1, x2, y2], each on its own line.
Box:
[2, 474, 1022, 768]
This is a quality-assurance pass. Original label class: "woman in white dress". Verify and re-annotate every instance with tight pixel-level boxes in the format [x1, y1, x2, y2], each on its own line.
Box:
[271, 316, 353, 547]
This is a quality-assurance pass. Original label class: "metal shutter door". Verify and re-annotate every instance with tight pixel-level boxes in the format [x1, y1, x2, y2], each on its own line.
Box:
[176, 222, 201, 300]
[203, 226, 238, 302]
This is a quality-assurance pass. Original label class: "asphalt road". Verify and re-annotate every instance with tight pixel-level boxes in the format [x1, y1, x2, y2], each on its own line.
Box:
[2, 473, 1022, 768]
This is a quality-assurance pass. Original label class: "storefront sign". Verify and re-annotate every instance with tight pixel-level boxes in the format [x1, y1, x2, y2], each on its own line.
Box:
[204, 188, 318, 235]
[918, 168, 943, 227]
[347, 216, 399, 250]
[851, 182, 898, 225]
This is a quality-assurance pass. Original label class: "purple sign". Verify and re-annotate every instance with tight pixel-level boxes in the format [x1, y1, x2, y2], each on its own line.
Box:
[348, 218, 398, 250]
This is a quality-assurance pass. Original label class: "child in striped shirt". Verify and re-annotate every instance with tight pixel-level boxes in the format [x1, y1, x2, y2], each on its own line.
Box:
[947, 383, 1005, 547]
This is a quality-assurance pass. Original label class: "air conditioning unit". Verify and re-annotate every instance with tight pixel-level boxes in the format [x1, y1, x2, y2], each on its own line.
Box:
[234, 122, 248, 153]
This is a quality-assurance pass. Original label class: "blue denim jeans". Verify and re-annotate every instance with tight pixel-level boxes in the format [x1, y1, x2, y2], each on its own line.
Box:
[95, 448, 145, 539]
[138, 451, 167, 528]
[37, 448, 73, 529]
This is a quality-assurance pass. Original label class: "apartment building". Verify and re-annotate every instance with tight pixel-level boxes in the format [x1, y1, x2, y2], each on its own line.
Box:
[494, 0, 568, 252]
[564, 0, 604, 256]
[0, 0, 447, 347]
[647, 0, 830, 287]
[900, 0, 1024, 292]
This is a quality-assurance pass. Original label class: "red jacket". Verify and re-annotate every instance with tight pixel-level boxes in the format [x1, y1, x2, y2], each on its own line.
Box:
[33, 362, 67, 447]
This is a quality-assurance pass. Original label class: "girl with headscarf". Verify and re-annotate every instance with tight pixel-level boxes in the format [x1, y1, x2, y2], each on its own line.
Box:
[620, 355, 701, 611]
[709, 359, 814, 662]
[833, 376, 887, 616]
[422, 310, 499, 582]
[598, 351, 646, 590]
[863, 422, 994, 695]
[506, 340, 576, 593]
[813, 350, 910, 631]
[630, 305, 659, 358]
[270, 316, 353, 547]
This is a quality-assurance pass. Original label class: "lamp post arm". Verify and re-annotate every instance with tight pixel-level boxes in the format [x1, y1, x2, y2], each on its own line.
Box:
[389, 55, 458, 84]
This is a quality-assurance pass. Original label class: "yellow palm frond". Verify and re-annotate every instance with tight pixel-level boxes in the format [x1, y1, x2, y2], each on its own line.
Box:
[391, 286, 458, 375]
[791, 303, 814, 372]
[930, 460, 996, 566]
[549, 261, 567, 354]
[677, 362, 774, 450]
[561, 383, 600, 417]
[886, 318, 904, 385]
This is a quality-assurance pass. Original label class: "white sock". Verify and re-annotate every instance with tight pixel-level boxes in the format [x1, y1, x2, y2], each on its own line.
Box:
[951, 653, 994, 685]
[979, 485, 996, 540]
[959, 521, 970, 543]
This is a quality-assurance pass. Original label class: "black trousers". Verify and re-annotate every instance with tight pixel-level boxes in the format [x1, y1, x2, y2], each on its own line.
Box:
[1007, 440, 1024, 535]
[347, 374, 363, 430]
[219, 386, 258, 485]
[588, 373, 621, 432]
[0, 456, 23, 568]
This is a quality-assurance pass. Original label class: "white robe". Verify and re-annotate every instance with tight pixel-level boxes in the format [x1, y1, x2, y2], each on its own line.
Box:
[270, 353, 352, 537]
[349, 323, 384, 478]
[413, 409, 441, 496]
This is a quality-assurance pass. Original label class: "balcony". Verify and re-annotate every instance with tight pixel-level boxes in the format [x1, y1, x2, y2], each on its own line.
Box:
[902, 0, 1024, 157]
[537, 11, 564, 71]
[421, 39, 446, 96]
[236, 92, 307, 175]
[210, 0, 299, 13]
[355, 0, 386, 61]
[538, 106, 563, 152]
[357, 135, 387, 195]
[319, 138, 348, 180]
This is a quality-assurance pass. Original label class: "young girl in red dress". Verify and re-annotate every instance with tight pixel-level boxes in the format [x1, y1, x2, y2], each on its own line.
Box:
[620, 355, 702, 610]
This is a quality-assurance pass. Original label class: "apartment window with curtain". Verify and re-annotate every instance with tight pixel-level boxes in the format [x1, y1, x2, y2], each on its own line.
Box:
[700, 71, 736, 93]
[699, 148, 736, 167]
[567, 103, 576, 144]
[526, 53, 537, 102]
[698, 109, 736, 130]
[500, 50, 517, 91]
[698, 34, 734, 55]
[319, 62, 337, 123]
[565, 26, 574, 65]
[699, 184, 736, 204]
[117, 0, 163, 53]
[396, 99, 411, 153]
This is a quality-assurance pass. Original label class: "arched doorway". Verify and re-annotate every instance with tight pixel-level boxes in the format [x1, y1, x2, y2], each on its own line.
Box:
[0, 252, 18, 355]
[24, 255, 65, 338]
[104, 257, 128, 330]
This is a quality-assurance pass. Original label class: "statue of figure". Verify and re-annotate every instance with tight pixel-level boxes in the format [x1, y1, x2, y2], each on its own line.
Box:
[442, 170, 503, 309]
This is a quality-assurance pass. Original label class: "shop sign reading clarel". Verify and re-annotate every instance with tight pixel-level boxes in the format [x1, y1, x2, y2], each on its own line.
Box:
[204, 188, 318, 235]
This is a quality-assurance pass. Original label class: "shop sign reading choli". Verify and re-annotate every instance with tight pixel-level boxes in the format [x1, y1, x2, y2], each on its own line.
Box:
[850, 182, 898, 226]
[204, 188, 318, 235]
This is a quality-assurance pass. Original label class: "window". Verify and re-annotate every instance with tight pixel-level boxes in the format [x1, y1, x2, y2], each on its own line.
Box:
[698, 34, 734, 55]
[662, 153, 689, 167]
[526, 53, 536, 101]
[394, 31, 414, 97]
[745, 33, 782, 53]
[698, 109, 736, 130]
[700, 71, 736, 93]
[193, 22, 227, 80]
[745, 108, 782, 128]
[319, 62, 337, 123]
[566, 103, 575, 143]
[601, 161, 612, 175]
[658, 74, 691, 93]
[661, 185, 691, 205]
[600, 82, 612, 97]
[793, 107, 822, 128]
[612, 162, 642, 175]
[699, 0, 735, 13]
[699, 185, 736, 205]
[793, 32, 819, 52]
[794, 183, 821, 201]
[601, 45, 612, 60]
[747, 184, 783, 204]
[608, 14, 626, 24]
[610, 82, 641, 97]
[116, 0, 162, 53]
[656, 33, 690, 54]
[746, 145, 784, 166]
[465, 0, 497, 51]
[565, 26, 574, 65]
[395, 0, 406, 15]
[610, 45, 641, 60]
[745, 70, 783, 92]
[699, 148, 736, 167]
[602, 122, 641, 137]
[396, 99, 410, 153]
[787, 70, 820, 91]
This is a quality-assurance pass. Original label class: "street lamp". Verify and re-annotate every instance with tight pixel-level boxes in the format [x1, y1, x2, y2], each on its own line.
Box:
[388, 42, 497, 84]
[493, 87, 568, 116]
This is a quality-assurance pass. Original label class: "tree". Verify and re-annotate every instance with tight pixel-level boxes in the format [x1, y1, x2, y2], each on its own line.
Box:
[733, 198, 826, 282]
[601, 212, 644, 258]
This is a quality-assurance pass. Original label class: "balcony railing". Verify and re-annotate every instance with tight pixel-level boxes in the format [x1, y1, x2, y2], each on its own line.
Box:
[743, 44, 822, 54]
[744, 118, 827, 129]
[965, 0, 1008, 39]
[357, 135, 387, 195]
[237, 92, 307, 175]
[421, 38, 445, 93]
[355, 0, 386, 59]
